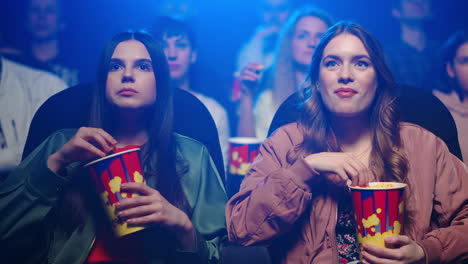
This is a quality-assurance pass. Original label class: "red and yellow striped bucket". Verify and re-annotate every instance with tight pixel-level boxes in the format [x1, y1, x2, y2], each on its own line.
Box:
[350, 182, 406, 249]
[85, 146, 146, 237]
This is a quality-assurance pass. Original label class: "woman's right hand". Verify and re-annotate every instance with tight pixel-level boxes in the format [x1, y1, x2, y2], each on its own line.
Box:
[239, 63, 264, 97]
[303, 152, 371, 187]
[47, 127, 117, 173]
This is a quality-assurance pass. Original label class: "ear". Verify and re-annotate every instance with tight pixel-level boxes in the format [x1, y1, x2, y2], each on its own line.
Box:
[446, 62, 455, 78]
[190, 50, 197, 64]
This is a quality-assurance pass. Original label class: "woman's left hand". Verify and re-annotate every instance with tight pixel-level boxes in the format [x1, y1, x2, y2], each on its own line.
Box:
[361, 235, 425, 264]
[115, 182, 196, 250]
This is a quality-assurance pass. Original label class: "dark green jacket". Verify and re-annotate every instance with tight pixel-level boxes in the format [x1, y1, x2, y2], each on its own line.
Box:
[0, 129, 227, 264]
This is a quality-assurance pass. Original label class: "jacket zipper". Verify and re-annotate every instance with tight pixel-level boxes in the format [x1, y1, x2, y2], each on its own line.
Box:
[79, 236, 96, 263]
[88, 237, 96, 254]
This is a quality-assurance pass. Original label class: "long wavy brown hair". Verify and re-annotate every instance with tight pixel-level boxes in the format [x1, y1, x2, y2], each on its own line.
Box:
[291, 21, 414, 233]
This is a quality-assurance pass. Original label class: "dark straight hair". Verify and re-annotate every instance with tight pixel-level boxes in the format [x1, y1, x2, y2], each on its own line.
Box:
[150, 16, 197, 51]
[89, 30, 190, 214]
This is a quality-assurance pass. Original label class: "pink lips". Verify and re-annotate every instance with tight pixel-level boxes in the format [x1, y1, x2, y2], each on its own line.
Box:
[334, 88, 357, 98]
[117, 88, 138, 96]
[169, 64, 180, 70]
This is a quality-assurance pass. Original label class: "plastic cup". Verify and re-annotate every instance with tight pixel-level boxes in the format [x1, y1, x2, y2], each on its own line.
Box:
[85, 146, 146, 237]
[350, 182, 406, 249]
[226, 137, 263, 197]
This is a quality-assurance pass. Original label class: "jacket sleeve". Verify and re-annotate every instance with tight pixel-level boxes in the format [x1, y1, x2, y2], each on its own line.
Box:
[0, 130, 73, 260]
[174, 144, 228, 264]
[226, 127, 317, 246]
[417, 137, 468, 264]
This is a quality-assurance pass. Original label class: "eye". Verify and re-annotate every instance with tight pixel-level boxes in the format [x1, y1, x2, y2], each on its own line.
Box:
[456, 57, 468, 64]
[324, 60, 339, 70]
[176, 42, 188, 48]
[296, 33, 306, 40]
[295, 32, 309, 40]
[109, 63, 122, 72]
[137, 63, 152, 71]
[355, 60, 370, 69]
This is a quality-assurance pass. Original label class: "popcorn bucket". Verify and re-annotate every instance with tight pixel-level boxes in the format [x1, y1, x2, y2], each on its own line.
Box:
[85, 146, 146, 237]
[227, 137, 263, 198]
[350, 182, 406, 250]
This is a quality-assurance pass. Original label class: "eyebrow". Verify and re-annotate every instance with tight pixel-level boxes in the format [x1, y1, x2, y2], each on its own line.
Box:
[322, 54, 371, 60]
[164, 34, 190, 43]
[134, 59, 152, 64]
[353, 55, 371, 60]
[109, 58, 152, 64]
[322, 55, 340, 61]
[109, 58, 123, 64]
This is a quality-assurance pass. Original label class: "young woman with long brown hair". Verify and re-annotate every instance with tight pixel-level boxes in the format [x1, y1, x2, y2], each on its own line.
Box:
[227, 22, 468, 264]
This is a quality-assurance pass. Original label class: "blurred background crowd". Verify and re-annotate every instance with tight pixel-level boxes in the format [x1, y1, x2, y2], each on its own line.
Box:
[1, 0, 467, 175]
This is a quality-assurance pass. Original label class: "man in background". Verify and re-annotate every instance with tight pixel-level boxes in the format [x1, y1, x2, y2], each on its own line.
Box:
[0, 55, 66, 178]
[386, 0, 437, 91]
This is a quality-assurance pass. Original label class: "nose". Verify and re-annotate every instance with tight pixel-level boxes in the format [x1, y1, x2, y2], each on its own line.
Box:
[122, 67, 135, 83]
[307, 36, 319, 48]
[338, 64, 353, 84]
[166, 46, 177, 61]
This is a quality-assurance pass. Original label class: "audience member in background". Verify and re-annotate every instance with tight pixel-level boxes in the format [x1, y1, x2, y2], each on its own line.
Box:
[0, 55, 65, 178]
[155, 0, 197, 21]
[386, 0, 437, 91]
[434, 30, 468, 167]
[20, 0, 79, 86]
[0, 31, 22, 57]
[227, 21, 468, 264]
[152, 17, 231, 170]
[0, 31, 227, 263]
[236, 0, 293, 72]
[237, 6, 333, 138]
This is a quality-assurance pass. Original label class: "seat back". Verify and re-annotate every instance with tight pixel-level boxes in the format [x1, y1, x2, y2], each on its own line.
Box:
[23, 83, 272, 264]
[268, 86, 463, 160]
[22, 83, 226, 181]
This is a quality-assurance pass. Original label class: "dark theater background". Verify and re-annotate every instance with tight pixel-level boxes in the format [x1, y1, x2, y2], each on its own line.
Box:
[1, 1, 468, 260]
[2, 0, 466, 98]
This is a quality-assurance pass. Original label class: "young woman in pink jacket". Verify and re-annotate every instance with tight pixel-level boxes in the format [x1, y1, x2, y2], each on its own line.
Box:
[226, 21, 468, 264]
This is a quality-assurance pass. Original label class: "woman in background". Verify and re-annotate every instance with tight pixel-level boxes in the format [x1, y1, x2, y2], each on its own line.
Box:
[237, 6, 334, 138]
